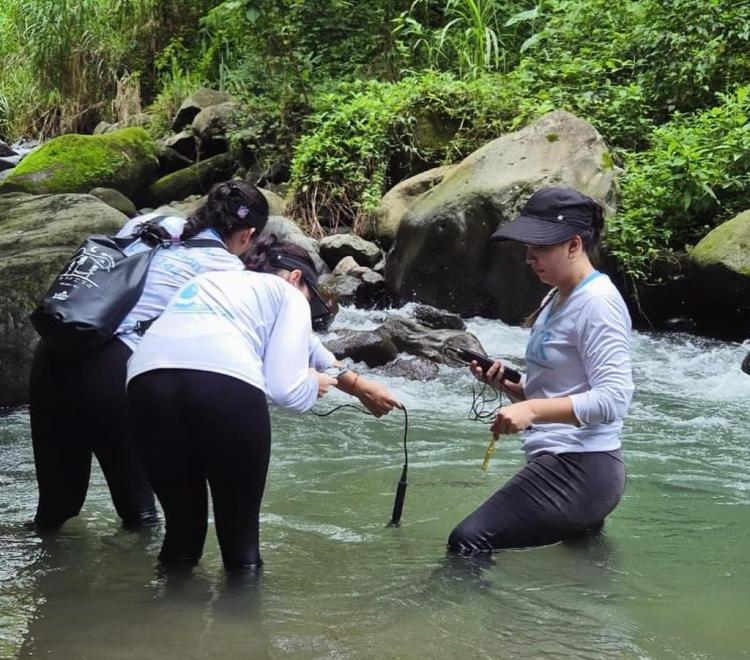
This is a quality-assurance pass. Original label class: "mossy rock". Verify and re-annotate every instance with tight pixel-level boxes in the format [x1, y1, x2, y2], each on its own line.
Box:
[0, 193, 127, 406]
[689, 210, 750, 309]
[0, 128, 157, 203]
[148, 153, 233, 207]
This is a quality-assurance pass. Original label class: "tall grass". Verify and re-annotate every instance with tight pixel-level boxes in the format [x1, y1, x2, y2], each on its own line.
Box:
[0, 0, 220, 140]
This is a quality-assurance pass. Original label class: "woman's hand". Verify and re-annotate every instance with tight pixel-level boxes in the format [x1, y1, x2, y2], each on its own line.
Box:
[471, 359, 507, 390]
[355, 379, 402, 417]
[313, 369, 337, 398]
[491, 401, 536, 437]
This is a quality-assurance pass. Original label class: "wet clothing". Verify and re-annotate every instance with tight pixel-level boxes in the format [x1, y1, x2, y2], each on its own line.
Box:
[126, 271, 324, 569]
[449, 271, 633, 554]
[448, 450, 626, 553]
[29, 217, 243, 527]
[29, 339, 156, 527]
[128, 370, 270, 569]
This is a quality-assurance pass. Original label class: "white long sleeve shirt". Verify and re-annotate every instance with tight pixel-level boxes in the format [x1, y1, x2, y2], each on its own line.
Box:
[114, 216, 244, 350]
[521, 271, 634, 456]
[127, 270, 321, 413]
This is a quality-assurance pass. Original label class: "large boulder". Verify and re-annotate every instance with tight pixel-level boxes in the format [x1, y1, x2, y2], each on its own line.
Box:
[0, 193, 127, 406]
[89, 187, 137, 217]
[370, 165, 455, 248]
[260, 215, 326, 274]
[192, 102, 239, 143]
[384, 111, 618, 322]
[0, 128, 157, 203]
[688, 210, 750, 337]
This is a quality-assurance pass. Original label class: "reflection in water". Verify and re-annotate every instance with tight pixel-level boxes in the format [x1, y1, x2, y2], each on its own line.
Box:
[18, 526, 271, 659]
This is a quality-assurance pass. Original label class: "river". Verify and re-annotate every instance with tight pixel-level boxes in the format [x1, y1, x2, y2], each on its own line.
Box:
[1, 307, 748, 659]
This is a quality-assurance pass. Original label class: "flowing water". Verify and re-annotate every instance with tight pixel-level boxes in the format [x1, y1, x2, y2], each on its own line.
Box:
[1, 307, 749, 659]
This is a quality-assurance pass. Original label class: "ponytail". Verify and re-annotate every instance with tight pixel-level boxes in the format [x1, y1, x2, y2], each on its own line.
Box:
[245, 234, 317, 274]
[521, 288, 557, 328]
[181, 181, 269, 241]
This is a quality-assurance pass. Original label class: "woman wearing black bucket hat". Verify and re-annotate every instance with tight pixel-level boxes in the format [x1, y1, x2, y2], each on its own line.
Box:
[448, 187, 634, 554]
[126, 236, 400, 571]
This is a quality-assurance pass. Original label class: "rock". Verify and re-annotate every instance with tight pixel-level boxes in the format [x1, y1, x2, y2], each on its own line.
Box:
[319, 266, 395, 309]
[88, 187, 137, 217]
[324, 330, 399, 367]
[384, 111, 618, 323]
[0, 128, 157, 204]
[687, 210, 750, 337]
[93, 113, 152, 135]
[0, 193, 127, 406]
[332, 256, 358, 276]
[260, 215, 326, 274]
[379, 356, 439, 381]
[0, 156, 20, 172]
[154, 144, 194, 179]
[370, 165, 455, 248]
[191, 102, 239, 142]
[0, 140, 14, 158]
[173, 88, 234, 132]
[319, 234, 382, 269]
[159, 130, 197, 162]
[380, 316, 484, 364]
[406, 303, 465, 330]
[742, 352, 750, 375]
[148, 153, 234, 207]
[259, 188, 286, 216]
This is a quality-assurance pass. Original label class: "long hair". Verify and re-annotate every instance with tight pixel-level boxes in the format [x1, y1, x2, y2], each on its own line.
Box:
[245, 234, 317, 274]
[181, 181, 269, 241]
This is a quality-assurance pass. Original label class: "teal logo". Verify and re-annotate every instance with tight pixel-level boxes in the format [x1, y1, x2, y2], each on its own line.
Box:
[180, 283, 198, 299]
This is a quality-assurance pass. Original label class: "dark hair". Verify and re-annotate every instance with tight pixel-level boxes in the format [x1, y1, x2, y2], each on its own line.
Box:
[181, 181, 269, 241]
[245, 234, 317, 274]
[580, 197, 605, 253]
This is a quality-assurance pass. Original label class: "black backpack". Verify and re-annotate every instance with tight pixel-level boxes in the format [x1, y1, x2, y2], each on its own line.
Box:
[30, 220, 224, 358]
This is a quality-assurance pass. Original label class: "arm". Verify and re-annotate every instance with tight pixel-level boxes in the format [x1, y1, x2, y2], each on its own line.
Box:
[263, 289, 334, 412]
[491, 295, 633, 436]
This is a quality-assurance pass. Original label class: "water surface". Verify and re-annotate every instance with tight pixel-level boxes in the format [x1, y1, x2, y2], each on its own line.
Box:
[1, 308, 749, 658]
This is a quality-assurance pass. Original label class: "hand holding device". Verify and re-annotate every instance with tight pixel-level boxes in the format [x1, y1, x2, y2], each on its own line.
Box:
[456, 348, 522, 384]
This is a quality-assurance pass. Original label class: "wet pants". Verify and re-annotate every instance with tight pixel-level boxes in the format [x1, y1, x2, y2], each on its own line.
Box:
[29, 339, 157, 528]
[127, 369, 271, 571]
[448, 450, 625, 554]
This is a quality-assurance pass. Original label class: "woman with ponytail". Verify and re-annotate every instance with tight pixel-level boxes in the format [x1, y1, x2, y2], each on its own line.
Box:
[126, 237, 401, 572]
[29, 180, 269, 531]
[448, 187, 634, 554]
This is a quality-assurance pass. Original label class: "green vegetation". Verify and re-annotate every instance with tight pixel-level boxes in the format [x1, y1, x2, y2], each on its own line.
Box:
[1, 0, 750, 280]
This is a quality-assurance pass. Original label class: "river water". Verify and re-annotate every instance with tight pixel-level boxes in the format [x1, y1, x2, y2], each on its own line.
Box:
[1, 307, 748, 659]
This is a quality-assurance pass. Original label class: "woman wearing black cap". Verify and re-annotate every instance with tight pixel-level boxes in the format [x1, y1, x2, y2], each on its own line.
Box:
[29, 180, 269, 530]
[126, 236, 400, 571]
[448, 187, 634, 554]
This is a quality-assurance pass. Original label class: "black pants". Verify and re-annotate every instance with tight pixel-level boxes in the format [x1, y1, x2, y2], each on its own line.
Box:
[448, 450, 626, 554]
[127, 369, 271, 571]
[29, 339, 157, 528]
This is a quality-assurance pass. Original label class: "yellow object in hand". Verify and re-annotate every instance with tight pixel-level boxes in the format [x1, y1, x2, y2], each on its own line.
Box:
[481, 435, 497, 471]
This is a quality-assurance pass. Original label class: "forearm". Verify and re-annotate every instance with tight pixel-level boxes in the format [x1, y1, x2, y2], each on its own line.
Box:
[526, 396, 580, 426]
[500, 379, 526, 402]
[336, 369, 361, 396]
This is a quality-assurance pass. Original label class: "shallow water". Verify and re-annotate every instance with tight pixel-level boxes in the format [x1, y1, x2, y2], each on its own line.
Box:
[1, 308, 749, 659]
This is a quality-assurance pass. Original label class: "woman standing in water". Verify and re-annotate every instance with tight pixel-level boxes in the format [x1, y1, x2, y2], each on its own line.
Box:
[29, 181, 268, 529]
[126, 236, 400, 571]
[448, 187, 634, 553]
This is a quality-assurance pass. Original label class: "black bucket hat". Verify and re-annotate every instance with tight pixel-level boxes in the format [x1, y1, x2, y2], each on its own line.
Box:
[270, 252, 331, 319]
[490, 187, 600, 245]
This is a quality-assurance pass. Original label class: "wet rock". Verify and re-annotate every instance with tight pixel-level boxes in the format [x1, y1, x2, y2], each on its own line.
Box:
[406, 303, 465, 331]
[379, 356, 439, 381]
[0, 140, 14, 158]
[324, 330, 399, 367]
[148, 153, 233, 207]
[159, 131, 197, 162]
[380, 316, 483, 364]
[742, 352, 750, 375]
[319, 267, 396, 309]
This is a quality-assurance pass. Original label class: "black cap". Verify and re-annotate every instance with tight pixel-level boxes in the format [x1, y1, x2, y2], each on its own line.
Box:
[490, 187, 600, 245]
[270, 252, 331, 319]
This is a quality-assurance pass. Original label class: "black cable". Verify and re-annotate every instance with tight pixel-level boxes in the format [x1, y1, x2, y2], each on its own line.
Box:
[311, 404, 409, 527]
[442, 347, 504, 424]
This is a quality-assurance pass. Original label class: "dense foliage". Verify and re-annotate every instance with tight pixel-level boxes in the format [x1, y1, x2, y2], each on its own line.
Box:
[1, 0, 750, 280]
